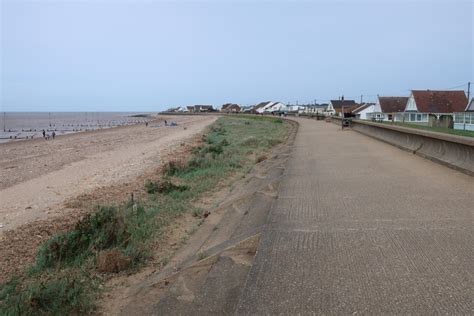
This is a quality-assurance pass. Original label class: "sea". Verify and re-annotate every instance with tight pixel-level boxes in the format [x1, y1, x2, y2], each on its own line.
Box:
[0, 112, 154, 144]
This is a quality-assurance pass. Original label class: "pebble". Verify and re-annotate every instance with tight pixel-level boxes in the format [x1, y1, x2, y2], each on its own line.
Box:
[0, 224, 3, 228]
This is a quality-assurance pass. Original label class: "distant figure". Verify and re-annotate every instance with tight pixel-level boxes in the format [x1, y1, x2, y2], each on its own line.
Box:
[164, 120, 168, 126]
[42, 129, 46, 138]
[52, 131, 56, 139]
[145, 122, 149, 127]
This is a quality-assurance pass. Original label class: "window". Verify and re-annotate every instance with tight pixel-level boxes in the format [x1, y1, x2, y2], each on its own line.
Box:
[416, 114, 422, 121]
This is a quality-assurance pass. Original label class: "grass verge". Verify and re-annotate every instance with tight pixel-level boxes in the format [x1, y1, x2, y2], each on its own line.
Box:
[0, 116, 289, 315]
[379, 121, 474, 138]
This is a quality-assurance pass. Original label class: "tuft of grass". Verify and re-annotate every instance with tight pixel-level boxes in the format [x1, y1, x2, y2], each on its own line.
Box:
[197, 251, 208, 260]
[145, 179, 189, 194]
[0, 274, 96, 315]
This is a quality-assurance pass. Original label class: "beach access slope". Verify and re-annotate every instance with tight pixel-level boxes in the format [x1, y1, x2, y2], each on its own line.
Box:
[0, 115, 217, 232]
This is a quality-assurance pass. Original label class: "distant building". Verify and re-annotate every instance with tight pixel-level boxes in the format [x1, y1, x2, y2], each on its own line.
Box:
[252, 101, 286, 114]
[368, 96, 409, 121]
[352, 103, 376, 120]
[221, 103, 241, 113]
[252, 101, 273, 114]
[187, 105, 215, 112]
[327, 99, 357, 116]
[302, 104, 328, 114]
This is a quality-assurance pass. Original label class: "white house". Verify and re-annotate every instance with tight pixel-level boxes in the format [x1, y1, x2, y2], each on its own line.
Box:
[454, 98, 474, 131]
[265, 102, 288, 113]
[352, 103, 376, 120]
[286, 105, 305, 113]
[367, 96, 409, 121]
[401, 90, 468, 127]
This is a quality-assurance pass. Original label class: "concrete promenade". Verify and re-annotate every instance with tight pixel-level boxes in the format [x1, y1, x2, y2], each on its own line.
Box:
[236, 118, 473, 314]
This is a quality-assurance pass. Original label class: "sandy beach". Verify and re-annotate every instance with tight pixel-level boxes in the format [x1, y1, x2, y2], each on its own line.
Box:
[0, 115, 217, 232]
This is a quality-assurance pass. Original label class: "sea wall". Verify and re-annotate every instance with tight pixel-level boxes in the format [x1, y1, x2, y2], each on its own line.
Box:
[331, 117, 474, 176]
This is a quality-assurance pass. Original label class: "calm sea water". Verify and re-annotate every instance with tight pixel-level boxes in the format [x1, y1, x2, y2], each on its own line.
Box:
[0, 112, 154, 143]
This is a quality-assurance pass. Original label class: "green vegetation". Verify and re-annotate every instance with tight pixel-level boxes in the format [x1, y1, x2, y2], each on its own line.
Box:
[0, 116, 288, 315]
[380, 121, 474, 138]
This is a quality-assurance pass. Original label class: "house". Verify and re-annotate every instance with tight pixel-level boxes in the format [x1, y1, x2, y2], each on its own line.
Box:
[252, 101, 286, 114]
[253, 101, 273, 114]
[401, 90, 468, 127]
[221, 103, 241, 113]
[454, 98, 474, 131]
[286, 105, 305, 113]
[327, 99, 357, 116]
[368, 96, 409, 121]
[266, 102, 287, 113]
[352, 103, 376, 120]
[303, 104, 328, 114]
[188, 105, 215, 112]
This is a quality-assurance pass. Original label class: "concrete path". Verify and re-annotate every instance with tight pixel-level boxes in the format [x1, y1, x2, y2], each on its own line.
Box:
[236, 118, 473, 314]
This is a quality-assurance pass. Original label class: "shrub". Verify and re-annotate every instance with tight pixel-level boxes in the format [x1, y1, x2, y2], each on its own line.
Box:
[0, 276, 94, 315]
[145, 179, 189, 194]
[35, 206, 128, 270]
[163, 160, 187, 176]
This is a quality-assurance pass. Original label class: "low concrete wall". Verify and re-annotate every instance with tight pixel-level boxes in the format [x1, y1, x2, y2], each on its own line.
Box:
[330, 117, 474, 176]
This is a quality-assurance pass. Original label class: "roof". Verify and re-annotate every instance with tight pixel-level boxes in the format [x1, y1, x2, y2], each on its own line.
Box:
[221, 103, 241, 111]
[411, 90, 467, 113]
[352, 103, 372, 114]
[335, 104, 359, 113]
[254, 101, 273, 110]
[466, 98, 474, 112]
[378, 97, 409, 113]
[330, 100, 357, 109]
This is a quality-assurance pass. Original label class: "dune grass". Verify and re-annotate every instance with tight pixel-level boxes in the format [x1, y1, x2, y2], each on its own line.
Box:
[0, 116, 289, 315]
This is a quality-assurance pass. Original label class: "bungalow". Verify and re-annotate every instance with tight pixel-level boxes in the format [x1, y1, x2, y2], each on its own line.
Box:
[266, 102, 287, 113]
[188, 105, 215, 112]
[327, 99, 357, 116]
[368, 96, 409, 121]
[454, 98, 474, 131]
[253, 101, 273, 114]
[221, 103, 241, 113]
[352, 103, 376, 120]
[401, 90, 468, 127]
[303, 104, 328, 115]
[286, 105, 305, 113]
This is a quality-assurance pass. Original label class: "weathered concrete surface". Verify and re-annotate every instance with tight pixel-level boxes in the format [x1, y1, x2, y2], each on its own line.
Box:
[331, 117, 474, 175]
[236, 118, 473, 314]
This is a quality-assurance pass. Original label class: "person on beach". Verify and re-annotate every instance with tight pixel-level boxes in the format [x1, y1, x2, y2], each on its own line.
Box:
[42, 129, 46, 138]
[52, 131, 56, 139]
[164, 120, 168, 126]
[145, 122, 149, 127]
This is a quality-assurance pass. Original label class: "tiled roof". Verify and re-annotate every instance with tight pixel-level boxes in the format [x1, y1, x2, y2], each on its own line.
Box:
[330, 100, 357, 109]
[378, 97, 409, 113]
[412, 90, 467, 113]
[352, 103, 371, 114]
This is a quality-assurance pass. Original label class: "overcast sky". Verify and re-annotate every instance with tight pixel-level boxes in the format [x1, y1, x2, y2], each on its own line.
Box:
[1, 0, 472, 112]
